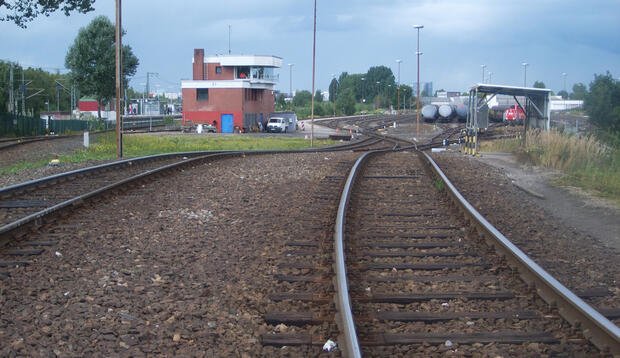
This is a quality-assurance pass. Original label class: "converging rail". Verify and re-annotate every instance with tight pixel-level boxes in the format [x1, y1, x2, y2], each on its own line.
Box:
[421, 151, 620, 355]
[327, 150, 619, 356]
[258, 135, 617, 355]
[0, 136, 387, 250]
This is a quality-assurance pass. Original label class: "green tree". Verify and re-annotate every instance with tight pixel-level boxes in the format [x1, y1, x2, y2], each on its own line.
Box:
[65, 16, 138, 120]
[328, 78, 338, 102]
[276, 93, 286, 108]
[1, 0, 95, 28]
[557, 90, 569, 99]
[0, 60, 74, 117]
[366, 66, 395, 104]
[533, 81, 546, 89]
[293, 90, 312, 107]
[584, 71, 620, 135]
[314, 89, 323, 103]
[393, 84, 413, 110]
[570, 83, 587, 100]
[336, 88, 356, 115]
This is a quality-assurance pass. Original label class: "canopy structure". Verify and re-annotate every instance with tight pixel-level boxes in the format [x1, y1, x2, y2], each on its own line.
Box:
[465, 84, 551, 154]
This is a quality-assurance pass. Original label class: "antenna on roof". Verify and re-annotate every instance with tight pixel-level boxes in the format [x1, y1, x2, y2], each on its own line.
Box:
[228, 25, 231, 54]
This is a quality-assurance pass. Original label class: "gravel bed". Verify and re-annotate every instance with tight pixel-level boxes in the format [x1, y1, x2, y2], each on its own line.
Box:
[0, 135, 96, 168]
[431, 151, 620, 315]
[0, 159, 122, 189]
[0, 152, 359, 356]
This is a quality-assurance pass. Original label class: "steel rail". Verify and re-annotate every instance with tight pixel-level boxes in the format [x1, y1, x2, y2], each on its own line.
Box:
[0, 136, 379, 196]
[0, 152, 240, 244]
[0, 138, 384, 246]
[0, 151, 215, 196]
[420, 151, 620, 355]
[333, 151, 377, 358]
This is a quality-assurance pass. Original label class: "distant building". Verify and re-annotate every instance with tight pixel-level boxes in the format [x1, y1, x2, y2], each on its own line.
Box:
[181, 49, 282, 133]
[77, 97, 116, 120]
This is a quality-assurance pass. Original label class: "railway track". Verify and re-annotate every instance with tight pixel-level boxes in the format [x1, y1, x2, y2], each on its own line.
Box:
[261, 149, 619, 356]
[2, 122, 617, 355]
[0, 136, 395, 280]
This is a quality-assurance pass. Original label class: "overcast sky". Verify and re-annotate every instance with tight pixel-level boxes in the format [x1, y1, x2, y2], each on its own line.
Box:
[1, 0, 619, 96]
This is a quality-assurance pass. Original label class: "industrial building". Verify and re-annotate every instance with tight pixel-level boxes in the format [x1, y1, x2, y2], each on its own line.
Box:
[181, 49, 282, 133]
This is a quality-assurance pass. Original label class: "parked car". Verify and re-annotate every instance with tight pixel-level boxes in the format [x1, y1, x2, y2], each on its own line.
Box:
[266, 117, 287, 133]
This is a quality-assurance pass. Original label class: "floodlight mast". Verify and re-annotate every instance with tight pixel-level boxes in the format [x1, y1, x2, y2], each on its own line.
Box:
[115, 0, 123, 158]
[413, 24, 423, 140]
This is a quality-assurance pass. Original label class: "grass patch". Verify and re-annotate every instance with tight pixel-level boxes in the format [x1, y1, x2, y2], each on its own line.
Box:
[0, 159, 51, 176]
[434, 178, 445, 192]
[478, 137, 521, 153]
[483, 129, 620, 202]
[1, 133, 337, 175]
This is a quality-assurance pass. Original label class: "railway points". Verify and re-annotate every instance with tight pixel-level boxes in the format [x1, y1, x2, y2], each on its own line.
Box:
[0, 114, 617, 356]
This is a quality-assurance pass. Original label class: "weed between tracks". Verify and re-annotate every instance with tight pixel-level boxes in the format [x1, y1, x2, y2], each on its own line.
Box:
[480, 129, 620, 202]
[0, 133, 336, 175]
[433, 178, 445, 192]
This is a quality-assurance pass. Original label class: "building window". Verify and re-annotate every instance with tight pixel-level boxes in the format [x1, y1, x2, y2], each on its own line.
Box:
[216, 66, 222, 74]
[197, 89, 209, 101]
[237, 66, 250, 79]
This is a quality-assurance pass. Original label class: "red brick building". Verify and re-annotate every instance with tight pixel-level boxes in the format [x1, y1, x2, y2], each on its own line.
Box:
[181, 49, 282, 133]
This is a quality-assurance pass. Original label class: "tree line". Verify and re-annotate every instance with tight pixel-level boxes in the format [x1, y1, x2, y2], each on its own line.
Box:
[278, 66, 415, 116]
[1, 15, 139, 121]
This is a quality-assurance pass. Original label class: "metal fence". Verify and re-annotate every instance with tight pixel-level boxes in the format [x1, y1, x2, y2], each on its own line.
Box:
[0, 114, 46, 137]
[0, 114, 98, 137]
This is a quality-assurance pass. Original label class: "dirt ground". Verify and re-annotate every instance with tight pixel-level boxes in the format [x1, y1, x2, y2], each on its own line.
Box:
[477, 151, 620, 251]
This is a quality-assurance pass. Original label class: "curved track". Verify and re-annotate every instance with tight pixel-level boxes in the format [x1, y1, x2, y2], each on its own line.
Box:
[261, 148, 619, 356]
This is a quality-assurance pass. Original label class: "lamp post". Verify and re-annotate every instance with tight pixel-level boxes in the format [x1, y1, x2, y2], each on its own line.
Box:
[396, 59, 402, 113]
[310, 0, 316, 147]
[376, 81, 381, 109]
[413, 24, 423, 140]
[481, 64, 486, 83]
[361, 77, 365, 104]
[562, 72, 567, 95]
[521, 62, 528, 87]
[288, 63, 293, 110]
[115, 0, 123, 157]
[488, 72, 493, 83]
[332, 73, 336, 117]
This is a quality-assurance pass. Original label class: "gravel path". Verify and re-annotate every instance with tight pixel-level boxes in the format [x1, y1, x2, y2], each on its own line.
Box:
[431, 151, 620, 315]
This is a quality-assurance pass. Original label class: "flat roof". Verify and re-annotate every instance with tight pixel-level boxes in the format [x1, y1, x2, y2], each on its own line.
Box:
[470, 83, 551, 97]
[203, 55, 282, 68]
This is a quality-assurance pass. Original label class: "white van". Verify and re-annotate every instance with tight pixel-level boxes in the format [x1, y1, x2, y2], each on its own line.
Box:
[266, 117, 287, 133]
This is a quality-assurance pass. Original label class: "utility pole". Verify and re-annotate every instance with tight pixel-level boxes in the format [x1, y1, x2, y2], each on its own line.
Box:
[56, 82, 61, 112]
[481, 64, 486, 83]
[310, 0, 316, 147]
[21, 71, 25, 116]
[413, 24, 424, 140]
[228, 25, 231, 54]
[396, 59, 402, 113]
[288, 63, 293, 110]
[115, 0, 123, 158]
[9, 64, 14, 115]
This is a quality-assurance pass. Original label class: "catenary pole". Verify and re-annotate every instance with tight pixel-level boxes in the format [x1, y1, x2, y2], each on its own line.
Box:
[310, 0, 316, 147]
[115, 0, 123, 157]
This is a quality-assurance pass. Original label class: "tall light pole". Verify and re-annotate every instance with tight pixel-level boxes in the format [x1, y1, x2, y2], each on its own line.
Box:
[115, 0, 123, 157]
[413, 24, 423, 140]
[562, 72, 567, 96]
[361, 77, 365, 104]
[488, 72, 493, 83]
[310, 0, 316, 147]
[396, 59, 402, 113]
[521, 62, 528, 87]
[332, 74, 336, 117]
[288, 63, 293, 111]
[480, 64, 486, 83]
